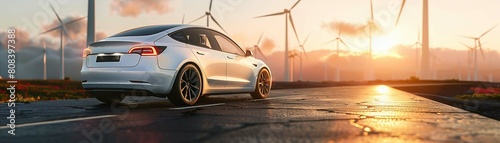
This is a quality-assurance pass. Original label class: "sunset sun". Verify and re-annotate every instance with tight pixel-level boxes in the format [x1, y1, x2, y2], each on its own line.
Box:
[371, 31, 401, 58]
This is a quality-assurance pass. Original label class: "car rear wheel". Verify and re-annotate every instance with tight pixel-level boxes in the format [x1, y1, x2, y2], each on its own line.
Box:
[167, 64, 202, 106]
[94, 94, 125, 104]
[251, 68, 271, 99]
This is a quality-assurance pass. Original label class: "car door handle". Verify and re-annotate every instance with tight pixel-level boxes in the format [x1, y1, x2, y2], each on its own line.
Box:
[196, 51, 205, 55]
[226, 56, 234, 59]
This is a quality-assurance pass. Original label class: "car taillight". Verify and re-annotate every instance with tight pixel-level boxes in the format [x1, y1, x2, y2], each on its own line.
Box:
[128, 46, 166, 56]
[83, 47, 92, 58]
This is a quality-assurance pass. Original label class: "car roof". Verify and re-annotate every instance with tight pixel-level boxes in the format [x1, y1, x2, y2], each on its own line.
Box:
[100, 24, 221, 43]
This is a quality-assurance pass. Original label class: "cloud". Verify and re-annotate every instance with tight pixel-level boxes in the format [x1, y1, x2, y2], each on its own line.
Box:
[96, 32, 108, 41]
[0, 28, 35, 50]
[260, 38, 276, 53]
[110, 0, 174, 18]
[41, 16, 87, 40]
[322, 21, 383, 37]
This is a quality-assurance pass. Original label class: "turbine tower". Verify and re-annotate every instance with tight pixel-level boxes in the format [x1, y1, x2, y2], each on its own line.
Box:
[87, 0, 95, 46]
[40, 4, 86, 80]
[396, 0, 430, 79]
[460, 42, 474, 81]
[254, 0, 302, 82]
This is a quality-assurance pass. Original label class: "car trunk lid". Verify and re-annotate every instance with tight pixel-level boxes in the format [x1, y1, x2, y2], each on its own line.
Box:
[86, 40, 149, 68]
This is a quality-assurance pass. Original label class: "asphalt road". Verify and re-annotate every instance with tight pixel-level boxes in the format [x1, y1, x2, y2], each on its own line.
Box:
[1, 85, 500, 143]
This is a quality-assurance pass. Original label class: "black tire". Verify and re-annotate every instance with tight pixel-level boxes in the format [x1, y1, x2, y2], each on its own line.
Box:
[94, 94, 125, 104]
[251, 68, 272, 99]
[167, 64, 203, 106]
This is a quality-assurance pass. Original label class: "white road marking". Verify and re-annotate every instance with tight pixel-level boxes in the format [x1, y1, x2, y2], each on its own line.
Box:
[0, 115, 117, 129]
[169, 103, 225, 110]
[250, 94, 306, 101]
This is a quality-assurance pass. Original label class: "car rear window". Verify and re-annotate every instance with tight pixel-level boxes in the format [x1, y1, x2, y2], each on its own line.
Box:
[110, 25, 180, 37]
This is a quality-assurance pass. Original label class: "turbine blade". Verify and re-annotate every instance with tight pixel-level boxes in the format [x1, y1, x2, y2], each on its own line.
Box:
[339, 38, 350, 49]
[479, 24, 499, 38]
[290, 0, 302, 10]
[254, 11, 285, 18]
[370, 0, 374, 22]
[459, 42, 474, 49]
[300, 45, 308, 58]
[322, 39, 337, 46]
[188, 14, 206, 24]
[49, 3, 64, 24]
[182, 14, 185, 24]
[40, 25, 62, 35]
[458, 35, 476, 39]
[61, 25, 74, 42]
[411, 43, 419, 48]
[65, 17, 86, 25]
[303, 33, 310, 45]
[478, 40, 485, 60]
[431, 53, 440, 62]
[395, 0, 406, 27]
[256, 47, 267, 60]
[288, 13, 301, 45]
[257, 33, 264, 45]
[210, 15, 228, 34]
[209, 0, 213, 12]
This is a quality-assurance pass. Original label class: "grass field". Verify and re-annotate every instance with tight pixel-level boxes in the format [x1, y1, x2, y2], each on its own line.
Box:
[0, 80, 88, 103]
[0, 79, 496, 103]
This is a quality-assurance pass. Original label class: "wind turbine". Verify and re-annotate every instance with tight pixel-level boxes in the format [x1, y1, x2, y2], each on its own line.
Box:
[251, 33, 267, 60]
[412, 28, 422, 77]
[295, 34, 309, 81]
[460, 42, 474, 81]
[323, 30, 350, 82]
[459, 24, 498, 81]
[40, 3, 86, 80]
[396, 0, 430, 79]
[254, 0, 302, 82]
[188, 0, 228, 34]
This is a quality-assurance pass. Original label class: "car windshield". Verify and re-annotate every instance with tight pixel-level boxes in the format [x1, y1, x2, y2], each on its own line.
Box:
[110, 25, 180, 37]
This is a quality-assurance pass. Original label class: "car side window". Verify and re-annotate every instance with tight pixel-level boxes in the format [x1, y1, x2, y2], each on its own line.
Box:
[214, 34, 245, 56]
[170, 31, 188, 43]
[198, 34, 212, 49]
[184, 28, 220, 50]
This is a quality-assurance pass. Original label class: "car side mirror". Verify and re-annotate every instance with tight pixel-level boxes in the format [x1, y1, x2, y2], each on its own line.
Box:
[245, 50, 253, 57]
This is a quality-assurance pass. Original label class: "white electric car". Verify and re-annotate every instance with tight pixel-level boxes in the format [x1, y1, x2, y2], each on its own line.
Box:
[81, 25, 272, 106]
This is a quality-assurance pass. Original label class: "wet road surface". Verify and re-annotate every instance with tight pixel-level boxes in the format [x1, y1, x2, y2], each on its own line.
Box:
[1, 85, 500, 143]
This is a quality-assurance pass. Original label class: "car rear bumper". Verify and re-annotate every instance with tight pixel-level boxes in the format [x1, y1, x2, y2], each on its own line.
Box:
[81, 57, 177, 95]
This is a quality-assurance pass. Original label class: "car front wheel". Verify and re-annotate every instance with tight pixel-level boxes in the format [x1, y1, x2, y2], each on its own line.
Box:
[251, 68, 271, 99]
